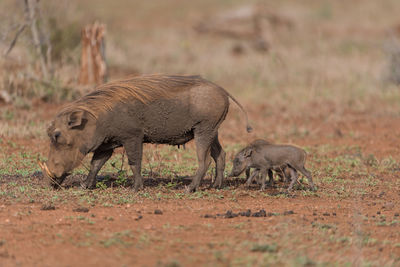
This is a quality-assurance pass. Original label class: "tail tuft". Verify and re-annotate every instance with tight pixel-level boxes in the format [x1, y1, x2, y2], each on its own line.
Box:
[224, 88, 253, 134]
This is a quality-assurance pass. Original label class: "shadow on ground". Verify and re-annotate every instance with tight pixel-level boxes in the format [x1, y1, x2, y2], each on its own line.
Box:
[0, 172, 305, 197]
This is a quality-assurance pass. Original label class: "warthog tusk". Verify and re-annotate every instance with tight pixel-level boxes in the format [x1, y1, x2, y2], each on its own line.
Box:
[37, 160, 65, 189]
[38, 160, 54, 178]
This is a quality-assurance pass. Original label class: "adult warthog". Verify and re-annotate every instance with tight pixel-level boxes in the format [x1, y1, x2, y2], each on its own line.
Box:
[39, 75, 252, 192]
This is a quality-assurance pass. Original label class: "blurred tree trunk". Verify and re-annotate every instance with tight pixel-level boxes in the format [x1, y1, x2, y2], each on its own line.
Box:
[25, 0, 51, 80]
[3, 0, 53, 81]
[78, 22, 107, 85]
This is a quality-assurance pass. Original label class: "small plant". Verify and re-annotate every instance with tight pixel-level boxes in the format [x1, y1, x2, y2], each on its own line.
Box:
[251, 243, 278, 253]
[96, 181, 107, 190]
[312, 222, 336, 231]
[157, 260, 181, 267]
[293, 256, 316, 267]
[100, 230, 133, 248]
[115, 170, 128, 186]
[364, 154, 378, 167]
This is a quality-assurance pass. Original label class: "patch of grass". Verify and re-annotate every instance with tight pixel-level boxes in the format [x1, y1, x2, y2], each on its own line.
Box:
[233, 222, 245, 229]
[251, 243, 278, 253]
[292, 255, 316, 267]
[311, 222, 336, 231]
[100, 230, 133, 248]
[96, 181, 108, 190]
[137, 233, 150, 248]
[156, 260, 182, 267]
[213, 250, 228, 263]
[336, 236, 351, 244]
[301, 190, 319, 197]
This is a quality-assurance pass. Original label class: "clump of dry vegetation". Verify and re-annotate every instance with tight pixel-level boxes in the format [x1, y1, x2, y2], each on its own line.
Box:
[0, 0, 399, 110]
[0, 0, 82, 104]
[383, 30, 400, 85]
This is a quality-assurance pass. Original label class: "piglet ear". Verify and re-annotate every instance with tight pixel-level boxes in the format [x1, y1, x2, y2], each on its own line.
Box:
[67, 111, 85, 128]
[243, 148, 252, 158]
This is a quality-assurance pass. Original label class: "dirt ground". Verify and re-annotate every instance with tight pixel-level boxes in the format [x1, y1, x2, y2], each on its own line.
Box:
[0, 101, 399, 267]
[1, 0, 400, 266]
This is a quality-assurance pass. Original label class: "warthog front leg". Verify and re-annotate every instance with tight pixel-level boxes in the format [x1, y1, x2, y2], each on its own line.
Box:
[245, 168, 260, 187]
[259, 168, 268, 191]
[81, 149, 113, 189]
[267, 169, 274, 186]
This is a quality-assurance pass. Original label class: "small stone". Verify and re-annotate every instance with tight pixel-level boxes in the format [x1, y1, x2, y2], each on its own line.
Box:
[41, 204, 55, 211]
[204, 214, 216, 219]
[377, 211, 381, 215]
[394, 213, 399, 217]
[332, 212, 337, 216]
[283, 210, 294, 215]
[239, 210, 251, 217]
[323, 213, 330, 216]
[154, 209, 163, 215]
[252, 209, 266, 217]
[224, 210, 238, 218]
[73, 207, 89, 213]
[135, 215, 143, 221]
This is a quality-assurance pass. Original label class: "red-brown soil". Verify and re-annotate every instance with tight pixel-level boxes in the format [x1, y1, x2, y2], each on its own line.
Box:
[0, 102, 399, 266]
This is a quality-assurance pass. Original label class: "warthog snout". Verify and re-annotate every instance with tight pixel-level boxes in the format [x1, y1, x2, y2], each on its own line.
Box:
[38, 161, 65, 188]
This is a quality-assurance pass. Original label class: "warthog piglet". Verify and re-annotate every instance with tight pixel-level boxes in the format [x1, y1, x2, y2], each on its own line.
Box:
[230, 140, 315, 191]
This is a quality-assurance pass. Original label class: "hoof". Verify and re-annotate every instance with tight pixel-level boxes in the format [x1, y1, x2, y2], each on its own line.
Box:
[80, 181, 95, 190]
[133, 183, 144, 192]
[211, 182, 222, 189]
[286, 188, 294, 194]
[185, 183, 198, 193]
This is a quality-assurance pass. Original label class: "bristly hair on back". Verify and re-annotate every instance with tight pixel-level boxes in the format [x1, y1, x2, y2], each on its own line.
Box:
[57, 74, 205, 119]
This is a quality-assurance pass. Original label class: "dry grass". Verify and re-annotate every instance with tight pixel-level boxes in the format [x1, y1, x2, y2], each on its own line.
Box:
[1, 0, 400, 118]
[1, 0, 400, 170]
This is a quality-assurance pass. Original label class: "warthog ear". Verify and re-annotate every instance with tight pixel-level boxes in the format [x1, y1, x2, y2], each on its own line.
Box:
[243, 148, 252, 158]
[46, 121, 55, 137]
[67, 111, 85, 128]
